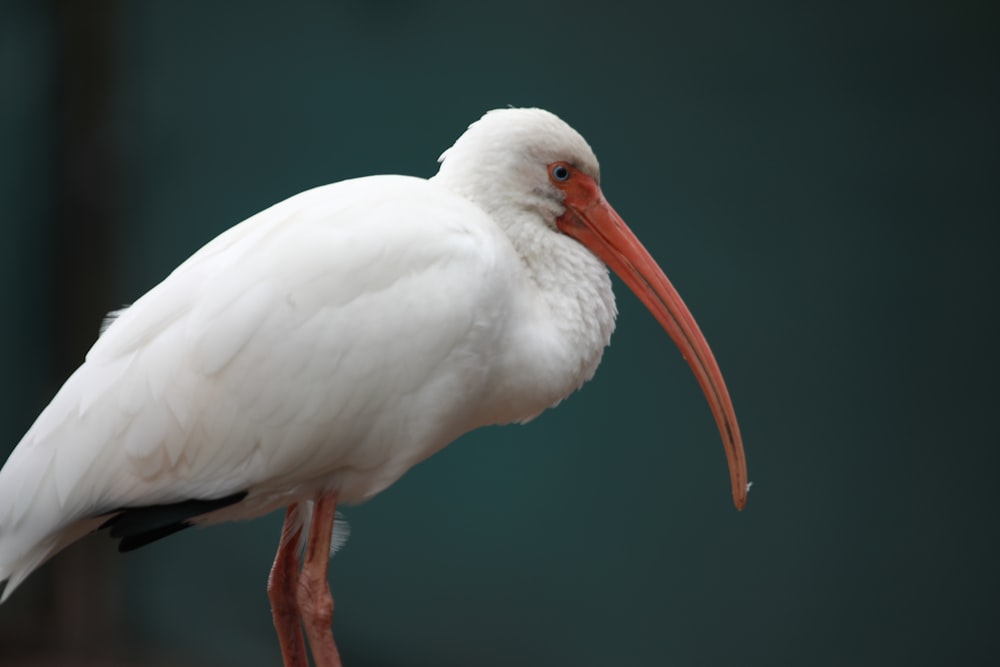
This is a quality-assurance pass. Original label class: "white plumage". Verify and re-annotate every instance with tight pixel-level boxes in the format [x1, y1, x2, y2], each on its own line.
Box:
[0, 109, 746, 665]
[0, 109, 619, 596]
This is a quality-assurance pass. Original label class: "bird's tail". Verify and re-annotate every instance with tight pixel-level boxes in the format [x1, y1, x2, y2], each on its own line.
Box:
[0, 516, 105, 604]
[0, 413, 109, 604]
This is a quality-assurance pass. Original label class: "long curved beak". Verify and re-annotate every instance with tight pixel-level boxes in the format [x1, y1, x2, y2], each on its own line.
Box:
[555, 168, 748, 510]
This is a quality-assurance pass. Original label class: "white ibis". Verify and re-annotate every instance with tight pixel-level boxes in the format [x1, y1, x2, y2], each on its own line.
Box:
[0, 108, 748, 666]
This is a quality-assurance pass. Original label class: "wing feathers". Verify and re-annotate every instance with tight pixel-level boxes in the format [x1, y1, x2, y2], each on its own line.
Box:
[100, 490, 249, 552]
[0, 175, 517, 599]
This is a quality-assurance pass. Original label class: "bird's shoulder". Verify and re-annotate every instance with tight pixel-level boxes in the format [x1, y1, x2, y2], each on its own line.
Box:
[3, 175, 522, 513]
[94, 175, 516, 363]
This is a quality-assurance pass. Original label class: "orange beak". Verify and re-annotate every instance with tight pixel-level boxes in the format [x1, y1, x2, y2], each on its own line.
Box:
[551, 162, 748, 510]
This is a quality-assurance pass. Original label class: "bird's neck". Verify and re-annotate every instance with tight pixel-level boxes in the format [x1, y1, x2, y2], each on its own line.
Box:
[486, 205, 619, 424]
[430, 170, 618, 423]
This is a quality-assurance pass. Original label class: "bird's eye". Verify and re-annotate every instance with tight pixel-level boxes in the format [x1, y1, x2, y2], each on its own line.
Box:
[551, 164, 570, 182]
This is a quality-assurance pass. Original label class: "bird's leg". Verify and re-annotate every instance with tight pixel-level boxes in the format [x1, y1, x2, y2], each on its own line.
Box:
[268, 504, 308, 667]
[298, 491, 342, 667]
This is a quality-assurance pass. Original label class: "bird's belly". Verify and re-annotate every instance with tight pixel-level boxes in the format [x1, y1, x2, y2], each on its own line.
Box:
[204, 355, 491, 515]
[196, 403, 478, 525]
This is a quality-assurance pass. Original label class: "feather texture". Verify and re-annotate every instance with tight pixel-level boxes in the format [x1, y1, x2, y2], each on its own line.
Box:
[0, 109, 621, 603]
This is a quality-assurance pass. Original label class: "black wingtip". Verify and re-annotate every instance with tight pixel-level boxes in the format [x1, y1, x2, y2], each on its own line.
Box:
[99, 491, 248, 551]
[0, 578, 8, 600]
[117, 522, 194, 552]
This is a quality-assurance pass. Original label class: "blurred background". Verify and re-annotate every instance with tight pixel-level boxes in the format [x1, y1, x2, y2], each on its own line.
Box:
[1, 0, 997, 665]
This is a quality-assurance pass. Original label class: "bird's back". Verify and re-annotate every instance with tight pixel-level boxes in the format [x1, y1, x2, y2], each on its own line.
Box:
[0, 174, 524, 601]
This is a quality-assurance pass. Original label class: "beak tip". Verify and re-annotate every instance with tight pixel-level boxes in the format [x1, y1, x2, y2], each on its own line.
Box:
[732, 480, 751, 511]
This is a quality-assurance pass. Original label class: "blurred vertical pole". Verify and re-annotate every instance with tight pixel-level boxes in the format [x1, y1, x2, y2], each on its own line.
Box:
[48, 0, 123, 657]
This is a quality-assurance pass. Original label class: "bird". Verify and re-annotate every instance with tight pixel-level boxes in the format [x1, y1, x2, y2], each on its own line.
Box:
[0, 108, 748, 666]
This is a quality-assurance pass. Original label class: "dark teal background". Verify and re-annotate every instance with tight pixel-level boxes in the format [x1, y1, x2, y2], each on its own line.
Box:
[1, 1, 997, 665]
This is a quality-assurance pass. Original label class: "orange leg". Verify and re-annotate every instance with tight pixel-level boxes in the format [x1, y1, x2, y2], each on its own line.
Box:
[297, 492, 343, 667]
[268, 504, 308, 667]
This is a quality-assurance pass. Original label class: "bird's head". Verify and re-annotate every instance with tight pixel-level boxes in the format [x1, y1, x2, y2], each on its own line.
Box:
[434, 107, 601, 227]
[435, 108, 749, 511]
